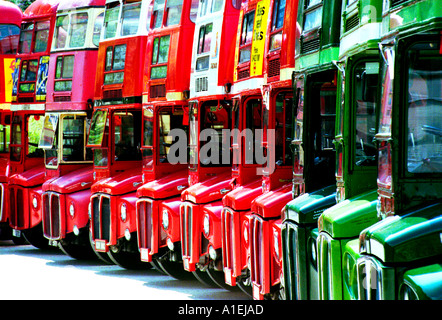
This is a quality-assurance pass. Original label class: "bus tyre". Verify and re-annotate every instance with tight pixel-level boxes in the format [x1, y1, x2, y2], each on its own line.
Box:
[192, 269, 220, 288]
[22, 223, 50, 250]
[155, 258, 196, 280]
[207, 267, 241, 292]
[59, 231, 97, 260]
[106, 234, 152, 270]
[107, 248, 148, 270]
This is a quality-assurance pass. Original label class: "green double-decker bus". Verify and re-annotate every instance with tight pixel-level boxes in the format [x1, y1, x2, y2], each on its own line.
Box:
[356, 0, 442, 300]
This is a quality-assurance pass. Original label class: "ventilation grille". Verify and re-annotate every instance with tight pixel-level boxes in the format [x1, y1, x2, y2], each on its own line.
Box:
[150, 84, 166, 98]
[195, 77, 208, 92]
[237, 68, 250, 80]
[345, 13, 359, 32]
[301, 37, 320, 54]
[268, 58, 280, 78]
[103, 89, 122, 100]
[54, 96, 71, 102]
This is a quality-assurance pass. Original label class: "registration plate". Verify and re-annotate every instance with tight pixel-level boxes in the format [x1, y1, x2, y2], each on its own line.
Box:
[253, 283, 261, 300]
[12, 229, 21, 238]
[95, 239, 107, 252]
[183, 258, 190, 271]
[140, 248, 151, 262]
[224, 268, 233, 285]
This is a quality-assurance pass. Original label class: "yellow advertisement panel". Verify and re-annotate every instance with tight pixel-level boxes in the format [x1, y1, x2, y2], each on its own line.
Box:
[250, 0, 270, 77]
[3, 58, 15, 106]
[233, 10, 244, 82]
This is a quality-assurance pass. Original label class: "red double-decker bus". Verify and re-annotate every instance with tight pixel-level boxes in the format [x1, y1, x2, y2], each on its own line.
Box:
[179, 0, 241, 288]
[247, 0, 299, 300]
[135, 0, 197, 279]
[8, 0, 61, 248]
[39, 0, 105, 260]
[0, 0, 22, 241]
[87, 0, 151, 269]
[220, 0, 268, 294]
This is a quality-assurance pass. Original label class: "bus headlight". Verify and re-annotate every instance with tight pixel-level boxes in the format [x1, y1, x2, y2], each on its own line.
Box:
[273, 230, 280, 260]
[120, 203, 127, 222]
[203, 214, 210, 237]
[32, 196, 38, 209]
[69, 203, 75, 218]
[162, 209, 169, 230]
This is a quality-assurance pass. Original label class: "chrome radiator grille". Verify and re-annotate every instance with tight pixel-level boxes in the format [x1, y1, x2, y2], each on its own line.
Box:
[281, 221, 299, 300]
[9, 186, 24, 228]
[357, 256, 385, 300]
[222, 208, 235, 273]
[250, 215, 264, 288]
[180, 203, 193, 258]
[137, 199, 153, 250]
[91, 194, 111, 242]
[42, 192, 61, 239]
[317, 233, 332, 300]
[0, 183, 4, 221]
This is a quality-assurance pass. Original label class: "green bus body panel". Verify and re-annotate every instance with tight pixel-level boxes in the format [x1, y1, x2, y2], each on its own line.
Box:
[365, 202, 442, 263]
[403, 264, 442, 300]
[296, 47, 341, 72]
[319, 189, 379, 238]
[382, 0, 442, 38]
[342, 238, 361, 300]
[285, 185, 337, 224]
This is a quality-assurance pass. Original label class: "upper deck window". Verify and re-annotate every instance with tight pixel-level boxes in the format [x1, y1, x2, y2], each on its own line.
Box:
[104, 4, 120, 39]
[303, 0, 322, 32]
[152, 0, 165, 29]
[198, 0, 223, 17]
[152, 0, 184, 29]
[18, 20, 50, 53]
[18, 23, 34, 54]
[121, 2, 141, 36]
[93, 12, 104, 46]
[196, 23, 212, 71]
[0, 24, 20, 54]
[55, 10, 104, 49]
[151, 35, 170, 79]
[239, 10, 255, 64]
[166, 0, 183, 26]
[54, 15, 69, 49]
[269, 0, 285, 51]
[69, 13, 88, 47]
[34, 21, 51, 53]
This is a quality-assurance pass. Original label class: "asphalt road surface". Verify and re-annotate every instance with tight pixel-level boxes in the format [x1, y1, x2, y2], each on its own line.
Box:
[0, 240, 249, 300]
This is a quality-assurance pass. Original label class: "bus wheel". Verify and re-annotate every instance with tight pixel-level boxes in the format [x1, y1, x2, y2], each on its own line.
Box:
[207, 267, 241, 291]
[155, 258, 195, 280]
[237, 275, 253, 298]
[107, 248, 148, 270]
[22, 223, 50, 250]
[192, 269, 220, 288]
[59, 231, 97, 260]
[106, 235, 151, 270]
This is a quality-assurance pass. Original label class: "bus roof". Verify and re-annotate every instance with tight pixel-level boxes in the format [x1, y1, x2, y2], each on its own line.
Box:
[23, 0, 61, 18]
[0, 0, 22, 26]
[57, 0, 106, 11]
